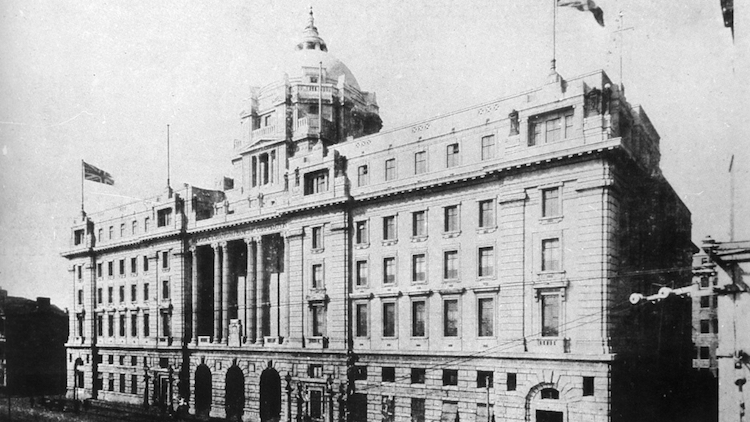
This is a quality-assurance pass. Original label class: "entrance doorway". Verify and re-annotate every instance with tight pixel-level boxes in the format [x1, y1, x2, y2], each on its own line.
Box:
[259, 366, 281, 422]
[536, 410, 563, 422]
[225, 366, 245, 422]
[195, 364, 212, 419]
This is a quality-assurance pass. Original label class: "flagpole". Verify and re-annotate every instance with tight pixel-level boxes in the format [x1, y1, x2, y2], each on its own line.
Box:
[81, 159, 85, 217]
[318, 61, 323, 141]
[551, 0, 557, 73]
[167, 124, 171, 191]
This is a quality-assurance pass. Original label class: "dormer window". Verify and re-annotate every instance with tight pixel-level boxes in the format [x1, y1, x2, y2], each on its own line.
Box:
[310, 76, 318, 84]
[74, 229, 84, 246]
[304, 170, 329, 195]
[157, 208, 172, 227]
[528, 108, 574, 146]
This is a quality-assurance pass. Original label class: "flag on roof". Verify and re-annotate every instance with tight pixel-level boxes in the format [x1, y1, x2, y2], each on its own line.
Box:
[558, 0, 605, 27]
[83, 161, 114, 185]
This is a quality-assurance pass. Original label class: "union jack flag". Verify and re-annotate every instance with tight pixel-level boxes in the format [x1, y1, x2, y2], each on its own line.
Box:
[83, 161, 114, 185]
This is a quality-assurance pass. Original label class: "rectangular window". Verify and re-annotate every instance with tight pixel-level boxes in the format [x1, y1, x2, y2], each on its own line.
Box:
[108, 314, 114, 337]
[119, 286, 125, 303]
[477, 371, 494, 388]
[157, 208, 172, 227]
[529, 119, 542, 146]
[108, 261, 114, 277]
[700, 276, 710, 288]
[481, 135, 496, 160]
[412, 300, 426, 337]
[131, 375, 138, 394]
[414, 151, 427, 174]
[385, 158, 396, 181]
[161, 251, 169, 270]
[119, 259, 125, 275]
[382, 367, 396, 382]
[542, 187, 560, 217]
[97, 263, 103, 278]
[355, 303, 368, 337]
[507, 373, 517, 391]
[310, 390, 323, 419]
[564, 113, 574, 138]
[132, 220, 138, 235]
[411, 368, 426, 384]
[98, 228, 103, 242]
[542, 238, 561, 271]
[442, 369, 458, 386]
[131, 314, 138, 337]
[108, 287, 113, 304]
[478, 200, 494, 228]
[384, 257, 396, 285]
[411, 398, 426, 422]
[383, 302, 396, 337]
[97, 288, 103, 304]
[700, 346, 710, 359]
[444, 205, 459, 232]
[355, 221, 368, 244]
[97, 315, 103, 336]
[74, 229, 85, 245]
[541, 295, 560, 337]
[443, 250, 458, 280]
[312, 305, 326, 337]
[143, 255, 149, 272]
[478, 297, 494, 337]
[712, 318, 719, 333]
[478, 247, 494, 277]
[356, 261, 368, 287]
[700, 296, 710, 308]
[108, 374, 114, 392]
[700, 319, 710, 333]
[444, 299, 459, 337]
[120, 223, 125, 238]
[412, 211, 426, 237]
[312, 226, 323, 249]
[357, 165, 369, 187]
[143, 313, 150, 337]
[307, 364, 323, 378]
[446, 143, 459, 167]
[130, 257, 137, 274]
[304, 169, 329, 195]
[412, 254, 426, 283]
[119, 314, 125, 337]
[546, 117, 562, 142]
[144, 217, 150, 232]
[77, 289, 83, 305]
[131, 285, 137, 302]
[382, 216, 396, 241]
[143, 283, 150, 301]
[77, 265, 82, 280]
[312, 264, 324, 289]
[162, 280, 170, 300]
[109, 226, 113, 240]
[162, 312, 171, 337]
[583, 376, 595, 396]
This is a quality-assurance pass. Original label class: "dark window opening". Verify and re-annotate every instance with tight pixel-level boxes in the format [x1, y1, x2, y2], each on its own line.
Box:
[442, 369, 458, 386]
[583, 376, 595, 396]
[382, 367, 395, 382]
[477, 371, 493, 388]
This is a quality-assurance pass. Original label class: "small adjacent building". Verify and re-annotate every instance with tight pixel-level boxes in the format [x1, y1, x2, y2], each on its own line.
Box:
[0, 288, 68, 396]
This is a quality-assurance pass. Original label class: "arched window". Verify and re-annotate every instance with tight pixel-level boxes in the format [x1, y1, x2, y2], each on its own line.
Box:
[541, 388, 559, 400]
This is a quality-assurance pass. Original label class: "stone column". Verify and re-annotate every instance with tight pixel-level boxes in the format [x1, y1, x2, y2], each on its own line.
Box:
[246, 238, 256, 343]
[221, 241, 230, 344]
[255, 236, 265, 344]
[281, 235, 290, 340]
[191, 246, 199, 345]
[212, 243, 221, 343]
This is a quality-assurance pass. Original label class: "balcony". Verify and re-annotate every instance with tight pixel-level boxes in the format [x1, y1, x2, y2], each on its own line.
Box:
[292, 84, 334, 102]
[531, 337, 570, 354]
[251, 124, 283, 142]
[294, 117, 334, 141]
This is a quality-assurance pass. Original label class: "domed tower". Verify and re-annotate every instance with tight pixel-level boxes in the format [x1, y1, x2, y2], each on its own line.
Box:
[232, 9, 381, 196]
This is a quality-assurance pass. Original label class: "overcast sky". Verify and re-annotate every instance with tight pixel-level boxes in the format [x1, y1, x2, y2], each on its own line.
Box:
[0, 0, 747, 309]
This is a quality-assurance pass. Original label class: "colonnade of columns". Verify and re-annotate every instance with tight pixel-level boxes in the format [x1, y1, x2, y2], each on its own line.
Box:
[191, 235, 286, 346]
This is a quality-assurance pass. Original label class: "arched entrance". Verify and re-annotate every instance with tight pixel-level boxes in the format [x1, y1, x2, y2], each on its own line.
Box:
[195, 364, 212, 419]
[259, 365, 281, 422]
[525, 383, 566, 422]
[73, 358, 84, 389]
[225, 366, 245, 422]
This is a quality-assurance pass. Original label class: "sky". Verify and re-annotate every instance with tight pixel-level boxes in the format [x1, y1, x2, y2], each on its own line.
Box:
[0, 0, 747, 309]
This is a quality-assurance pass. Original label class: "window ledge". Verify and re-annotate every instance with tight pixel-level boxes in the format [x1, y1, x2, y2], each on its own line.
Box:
[354, 243, 370, 250]
[311, 248, 325, 254]
[381, 239, 398, 246]
[442, 231, 461, 239]
[540, 216, 564, 224]
[410, 236, 428, 243]
[476, 226, 497, 235]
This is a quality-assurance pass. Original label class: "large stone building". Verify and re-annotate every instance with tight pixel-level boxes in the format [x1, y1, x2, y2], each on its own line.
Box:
[63, 12, 694, 422]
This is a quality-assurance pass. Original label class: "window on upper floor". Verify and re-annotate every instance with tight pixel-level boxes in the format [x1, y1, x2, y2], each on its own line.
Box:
[414, 151, 427, 175]
[98, 228, 103, 242]
[700, 319, 710, 333]
[77, 265, 82, 280]
[356, 260, 368, 287]
[132, 220, 138, 235]
[161, 251, 169, 270]
[477, 371, 494, 388]
[131, 257, 137, 274]
[699, 346, 710, 359]
[119, 286, 125, 303]
[443, 299, 459, 337]
[143, 256, 149, 272]
[583, 377, 595, 396]
[108, 261, 114, 277]
[131, 285, 137, 302]
[443, 250, 459, 280]
[119, 259, 125, 276]
[383, 302, 396, 338]
[108, 287, 113, 304]
[357, 165, 369, 187]
[383, 257, 396, 285]
[478, 297, 494, 337]
[312, 226, 323, 250]
[528, 108, 574, 146]
[304, 169, 329, 195]
[355, 303, 368, 337]
[383, 216, 397, 241]
[481, 135, 496, 160]
[97, 263, 102, 278]
[120, 223, 125, 238]
[412, 254, 425, 284]
[74, 229, 85, 246]
[162, 280, 170, 300]
[143, 313, 150, 337]
[478, 247, 495, 277]
[77, 289, 83, 305]
[382, 367, 396, 383]
[542, 187, 561, 217]
[712, 318, 719, 333]
[312, 264, 324, 289]
[157, 209, 172, 227]
[412, 300, 426, 337]
[311, 304, 326, 337]
[542, 238, 561, 272]
[541, 294, 561, 337]
[97, 288, 103, 304]
[108, 226, 114, 240]
[444, 205, 459, 232]
[507, 373, 517, 391]
[385, 158, 396, 181]
[355, 220, 368, 245]
[411, 368, 426, 384]
[479, 200, 495, 228]
[446, 143, 460, 168]
[144, 217, 150, 232]
[143, 283, 150, 301]
[442, 369, 458, 386]
[412, 211, 427, 237]
[700, 296, 710, 308]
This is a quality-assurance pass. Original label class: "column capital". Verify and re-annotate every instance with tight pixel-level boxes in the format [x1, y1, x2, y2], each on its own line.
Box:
[189, 245, 197, 253]
[211, 242, 220, 250]
[218, 240, 228, 248]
